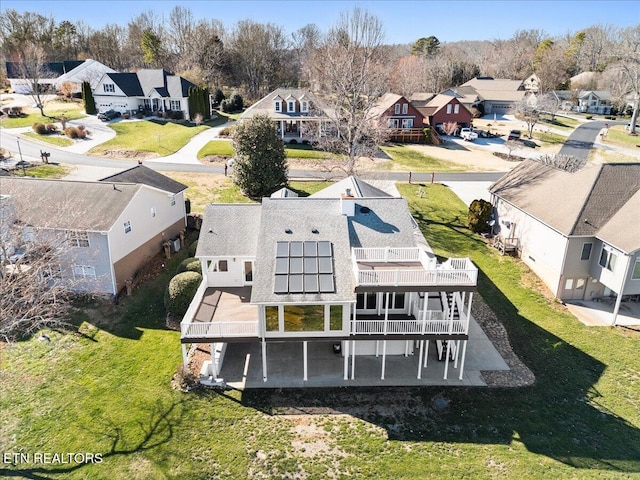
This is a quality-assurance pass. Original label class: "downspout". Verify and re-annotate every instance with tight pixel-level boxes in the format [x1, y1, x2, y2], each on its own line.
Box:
[612, 254, 632, 326]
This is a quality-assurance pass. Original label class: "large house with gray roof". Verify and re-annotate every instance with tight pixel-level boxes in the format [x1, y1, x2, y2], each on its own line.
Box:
[490, 161, 640, 324]
[180, 178, 482, 387]
[1, 166, 187, 296]
[92, 69, 196, 119]
[239, 88, 331, 143]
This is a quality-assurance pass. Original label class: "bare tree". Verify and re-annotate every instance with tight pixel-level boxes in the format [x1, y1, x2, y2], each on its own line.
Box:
[441, 121, 458, 136]
[514, 97, 540, 138]
[537, 153, 585, 172]
[11, 41, 55, 116]
[537, 92, 562, 122]
[311, 8, 390, 175]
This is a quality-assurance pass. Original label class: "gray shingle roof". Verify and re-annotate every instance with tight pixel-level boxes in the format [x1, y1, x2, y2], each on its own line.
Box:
[196, 204, 262, 258]
[0, 177, 140, 231]
[309, 176, 392, 199]
[105, 69, 195, 98]
[490, 160, 640, 253]
[241, 88, 330, 120]
[99, 165, 187, 194]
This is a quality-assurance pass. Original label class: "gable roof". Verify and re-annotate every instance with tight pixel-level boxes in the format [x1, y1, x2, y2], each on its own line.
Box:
[310, 176, 393, 199]
[99, 165, 187, 194]
[578, 90, 612, 101]
[408, 92, 437, 107]
[0, 177, 141, 232]
[368, 93, 404, 118]
[461, 77, 524, 92]
[197, 204, 262, 258]
[56, 59, 116, 87]
[5, 60, 83, 79]
[241, 88, 330, 120]
[490, 160, 640, 253]
[101, 69, 195, 98]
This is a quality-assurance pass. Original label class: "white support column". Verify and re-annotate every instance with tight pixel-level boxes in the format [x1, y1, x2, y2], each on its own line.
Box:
[376, 340, 379, 357]
[381, 340, 387, 380]
[181, 344, 188, 366]
[261, 339, 268, 382]
[303, 341, 308, 381]
[417, 340, 424, 379]
[466, 292, 474, 330]
[458, 340, 468, 380]
[444, 341, 451, 379]
[454, 340, 460, 368]
[350, 340, 356, 380]
[343, 340, 349, 380]
[383, 292, 390, 334]
[405, 340, 410, 357]
[424, 340, 429, 367]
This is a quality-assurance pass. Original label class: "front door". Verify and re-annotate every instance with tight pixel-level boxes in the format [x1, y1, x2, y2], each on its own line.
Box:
[562, 277, 587, 300]
[244, 261, 253, 285]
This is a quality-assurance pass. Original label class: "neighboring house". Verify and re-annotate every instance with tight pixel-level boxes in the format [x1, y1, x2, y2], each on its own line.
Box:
[522, 73, 540, 94]
[93, 69, 197, 119]
[368, 93, 425, 142]
[180, 177, 479, 387]
[55, 59, 116, 93]
[414, 92, 473, 133]
[239, 88, 331, 143]
[576, 90, 612, 115]
[458, 77, 526, 114]
[0, 166, 187, 296]
[6, 60, 83, 94]
[549, 90, 576, 111]
[490, 160, 640, 324]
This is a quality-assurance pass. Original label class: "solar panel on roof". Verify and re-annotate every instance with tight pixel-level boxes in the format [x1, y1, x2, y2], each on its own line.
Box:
[275, 257, 289, 274]
[276, 241, 289, 257]
[273, 241, 336, 294]
[304, 274, 319, 292]
[304, 241, 317, 256]
[290, 257, 303, 274]
[318, 257, 333, 274]
[319, 274, 335, 292]
[274, 275, 288, 293]
[290, 241, 303, 257]
[289, 274, 304, 293]
[318, 241, 332, 257]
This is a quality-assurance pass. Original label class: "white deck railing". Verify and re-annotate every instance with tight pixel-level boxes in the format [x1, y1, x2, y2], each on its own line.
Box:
[352, 314, 466, 335]
[181, 320, 259, 339]
[353, 247, 422, 262]
[180, 279, 208, 332]
[357, 267, 477, 287]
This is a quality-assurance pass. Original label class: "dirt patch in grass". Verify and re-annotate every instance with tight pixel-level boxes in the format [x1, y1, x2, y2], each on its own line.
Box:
[99, 149, 160, 159]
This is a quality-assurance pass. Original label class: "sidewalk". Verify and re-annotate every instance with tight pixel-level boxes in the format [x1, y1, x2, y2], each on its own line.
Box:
[151, 121, 234, 165]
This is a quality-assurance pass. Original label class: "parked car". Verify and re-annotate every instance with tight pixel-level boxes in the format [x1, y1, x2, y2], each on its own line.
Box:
[460, 127, 478, 142]
[98, 109, 121, 121]
[624, 123, 639, 132]
[507, 130, 521, 141]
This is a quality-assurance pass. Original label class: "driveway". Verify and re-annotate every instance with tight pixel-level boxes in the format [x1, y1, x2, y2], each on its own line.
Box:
[559, 120, 626, 161]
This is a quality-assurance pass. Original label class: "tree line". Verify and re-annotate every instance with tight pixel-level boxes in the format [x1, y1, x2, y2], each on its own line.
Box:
[1, 7, 638, 106]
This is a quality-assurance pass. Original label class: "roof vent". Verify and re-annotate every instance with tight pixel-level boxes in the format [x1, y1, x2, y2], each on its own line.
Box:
[312, 228, 319, 234]
[285, 228, 293, 234]
[360, 206, 371, 214]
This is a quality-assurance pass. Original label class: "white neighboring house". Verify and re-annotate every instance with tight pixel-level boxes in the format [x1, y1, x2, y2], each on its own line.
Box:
[180, 177, 480, 387]
[0, 166, 187, 297]
[576, 90, 612, 115]
[490, 160, 640, 324]
[5, 59, 114, 94]
[92, 69, 197, 119]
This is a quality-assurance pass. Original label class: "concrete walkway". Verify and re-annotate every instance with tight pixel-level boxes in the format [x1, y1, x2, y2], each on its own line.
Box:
[152, 120, 235, 165]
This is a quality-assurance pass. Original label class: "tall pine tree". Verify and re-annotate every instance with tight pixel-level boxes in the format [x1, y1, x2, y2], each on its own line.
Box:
[82, 81, 96, 115]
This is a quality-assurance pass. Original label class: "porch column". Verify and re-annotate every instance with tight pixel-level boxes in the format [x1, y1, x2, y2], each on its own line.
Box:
[350, 340, 356, 380]
[303, 341, 308, 381]
[424, 340, 429, 367]
[299, 121, 302, 138]
[417, 340, 424, 379]
[458, 340, 468, 380]
[444, 341, 451, 379]
[613, 257, 632, 326]
[381, 340, 387, 380]
[261, 338, 267, 382]
[280, 121, 284, 139]
[454, 340, 461, 368]
[383, 292, 390, 334]
[343, 340, 349, 380]
[467, 292, 474, 330]
[181, 344, 188, 367]
[375, 340, 380, 357]
[210, 344, 216, 376]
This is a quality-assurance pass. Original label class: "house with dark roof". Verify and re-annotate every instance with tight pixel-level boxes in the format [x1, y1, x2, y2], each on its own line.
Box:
[368, 93, 425, 142]
[5, 60, 110, 94]
[93, 69, 197, 119]
[0, 166, 187, 296]
[490, 160, 640, 324]
[239, 88, 331, 143]
[179, 178, 493, 388]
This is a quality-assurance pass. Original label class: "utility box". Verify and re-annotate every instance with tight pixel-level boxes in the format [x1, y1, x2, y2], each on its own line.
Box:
[170, 237, 181, 253]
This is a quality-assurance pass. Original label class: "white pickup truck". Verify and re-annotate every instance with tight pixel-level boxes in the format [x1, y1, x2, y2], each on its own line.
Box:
[460, 127, 478, 141]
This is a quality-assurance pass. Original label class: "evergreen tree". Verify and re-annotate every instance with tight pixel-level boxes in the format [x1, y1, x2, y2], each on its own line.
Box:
[231, 114, 288, 199]
[82, 81, 96, 115]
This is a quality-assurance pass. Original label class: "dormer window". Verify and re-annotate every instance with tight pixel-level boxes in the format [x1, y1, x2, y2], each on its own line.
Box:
[301, 101, 309, 113]
[274, 101, 282, 112]
[394, 104, 401, 114]
[287, 100, 295, 113]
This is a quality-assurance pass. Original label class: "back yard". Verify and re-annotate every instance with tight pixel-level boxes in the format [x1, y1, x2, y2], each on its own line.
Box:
[1, 182, 639, 479]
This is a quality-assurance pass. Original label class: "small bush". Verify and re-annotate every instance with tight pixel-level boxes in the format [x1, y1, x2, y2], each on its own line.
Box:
[162, 111, 171, 119]
[288, 139, 298, 144]
[164, 271, 202, 316]
[45, 123, 57, 133]
[219, 126, 235, 137]
[586, 115, 593, 120]
[188, 240, 198, 256]
[172, 364, 197, 391]
[136, 111, 144, 119]
[123, 112, 130, 119]
[468, 199, 493, 233]
[64, 126, 88, 139]
[32, 122, 47, 134]
[176, 257, 202, 275]
[171, 111, 184, 120]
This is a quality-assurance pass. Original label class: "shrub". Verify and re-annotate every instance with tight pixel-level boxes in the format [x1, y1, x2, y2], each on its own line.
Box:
[123, 112, 130, 119]
[586, 115, 593, 120]
[188, 240, 198, 257]
[219, 126, 235, 137]
[136, 111, 144, 119]
[176, 257, 202, 275]
[467, 199, 493, 233]
[288, 139, 298, 144]
[64, 126, 88, 139]
[32, 122, 47, 134]
[45, 123, 57, 134]
[229, 93, 243, 111]
[212, 88, 225, 107]
[172, 364, 197, 391]
[164, 271, 202, 316]
[171, 111, 184, 120]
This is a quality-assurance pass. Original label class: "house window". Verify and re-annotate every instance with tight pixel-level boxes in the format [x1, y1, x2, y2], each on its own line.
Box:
[218, 260, 228, 272]
[103, 83, 115, 93]
[580, 243, 592, 260]
[284, 305, 324, 331]
[266, 306, 279, 331]
[67, 230, 89, 247]
[170, 100, 181, 110]
[598, 245, 617, 271]
[454, 104, 460, 114]
[170, 195, 176, 206]
[632, 260, 640, 280]
[402, 103, 408, 114]
[151, 207, 156, 218]
[124, 221, 132, 234]
[287, 101, 295, 112]
[301, 101, 309, 113]
[72, 265, 96, 278]
[388, 118, 399, 128]
[446, 104, 452, 114]
[394, 104, 401, 114]
[43, 264, 62, 279]
[329, 305, 342, 330]
[274, 101, 281, 112]
[402, 118, 413, 128]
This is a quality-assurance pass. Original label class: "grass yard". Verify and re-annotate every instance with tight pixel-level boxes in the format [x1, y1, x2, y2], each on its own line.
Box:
[531, 130, 567, 145]
[89, 120, 209, 157]
[601, 126, 640, 149]
[197, 140, 333, 161]
[1, 183, 639, 479]
[197, 139, 234, 159]
[380, 144, 468, 172]
[0, 103, 86, 128]
[22, 131, 74, 147]
[23, 164, 71, 178]
[539, 114, 581, 130]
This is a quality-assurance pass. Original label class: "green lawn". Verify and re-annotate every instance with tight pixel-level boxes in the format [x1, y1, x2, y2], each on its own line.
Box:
[22, 131, 74, 147]
[1, 183, 639, 479]
[531, 130, 567, 145]
[380, 144, 468, 172]
[197, 139, 234, 159]
[197, 140, 333, 160]
[89, 120, 209, 156]
[0, 106, 86, 128]
[24, 164, 71, 178]
[602, 126, 640, 149]
[539, 114, 580, 130]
